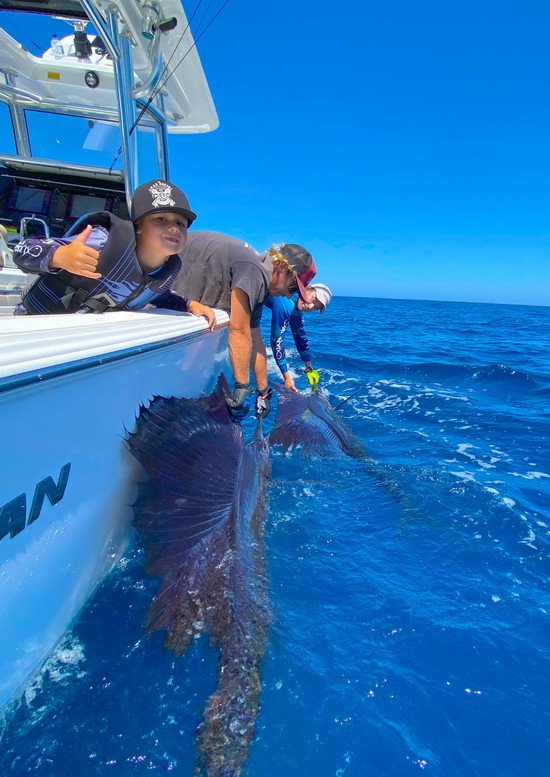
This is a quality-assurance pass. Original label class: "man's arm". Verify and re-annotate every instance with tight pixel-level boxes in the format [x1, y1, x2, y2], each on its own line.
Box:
[227, 287, 271, 419]
[271, 297, 301, 390]
[270, 297, 291, 377]
[289, 310, 312, 364]
[251, 325, 268, 392]
[229, 287, 254, 385]
[289, 309, 320, 385]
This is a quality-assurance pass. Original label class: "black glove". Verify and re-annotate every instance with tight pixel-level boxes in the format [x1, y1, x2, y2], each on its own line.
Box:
[255, 387, 273, 419]
[226, 383, 254, 421]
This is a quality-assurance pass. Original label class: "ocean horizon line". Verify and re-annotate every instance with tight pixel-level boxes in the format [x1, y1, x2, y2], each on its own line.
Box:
[331, 294, 549, 310]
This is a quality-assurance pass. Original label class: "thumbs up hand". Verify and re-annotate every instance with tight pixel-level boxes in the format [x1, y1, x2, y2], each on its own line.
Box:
[49, 225, 102, 278]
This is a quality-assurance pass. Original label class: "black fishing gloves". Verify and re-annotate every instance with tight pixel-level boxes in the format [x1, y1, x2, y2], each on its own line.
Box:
[226, 383, 254, 421]
[255, 387, 273, 419]
[226, 385, 273, 421]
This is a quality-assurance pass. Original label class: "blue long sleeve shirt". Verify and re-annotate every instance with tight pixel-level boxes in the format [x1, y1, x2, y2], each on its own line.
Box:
[264, 294, 311, 375]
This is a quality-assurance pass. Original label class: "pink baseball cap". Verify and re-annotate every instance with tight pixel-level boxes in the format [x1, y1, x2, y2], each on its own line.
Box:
[279, 243, 317, 301]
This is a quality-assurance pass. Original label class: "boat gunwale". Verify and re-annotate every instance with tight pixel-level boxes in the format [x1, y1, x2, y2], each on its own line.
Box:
[0, 320, 228, 394]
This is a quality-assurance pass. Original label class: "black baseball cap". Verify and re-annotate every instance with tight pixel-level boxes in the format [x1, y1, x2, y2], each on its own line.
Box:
[131, 179, 197, 225]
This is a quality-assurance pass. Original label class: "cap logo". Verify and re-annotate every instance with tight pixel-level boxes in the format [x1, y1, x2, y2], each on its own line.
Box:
[149, 181, 176, 209]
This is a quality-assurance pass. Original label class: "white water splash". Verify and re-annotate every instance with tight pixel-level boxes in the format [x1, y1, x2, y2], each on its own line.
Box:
[509, 471, 549, 480]
[450, 471, 477, 483]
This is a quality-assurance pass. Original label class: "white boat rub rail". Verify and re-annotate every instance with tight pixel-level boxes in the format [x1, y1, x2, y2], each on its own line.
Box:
[0, 308, 229, 390]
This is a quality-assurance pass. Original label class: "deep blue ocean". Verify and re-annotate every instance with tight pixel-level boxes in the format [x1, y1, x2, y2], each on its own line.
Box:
[1, 297, 549, 776]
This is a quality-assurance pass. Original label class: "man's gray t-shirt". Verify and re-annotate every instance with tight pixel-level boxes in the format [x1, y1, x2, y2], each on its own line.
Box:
[173, 231, 272, 327]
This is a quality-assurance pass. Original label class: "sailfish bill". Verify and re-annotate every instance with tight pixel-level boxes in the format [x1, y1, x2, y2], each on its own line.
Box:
[127, 374, 271, 777]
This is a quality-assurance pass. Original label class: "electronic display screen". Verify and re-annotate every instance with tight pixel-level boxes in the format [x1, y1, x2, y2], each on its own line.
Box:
[69, 194, 107, 219]
[70, 194, 107, 219]
[14, 186, 48, 214]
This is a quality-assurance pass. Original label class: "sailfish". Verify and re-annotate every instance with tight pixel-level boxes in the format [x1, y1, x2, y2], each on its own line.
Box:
[127, 375, 271, 777]
[269, 385, 365, 457]
[270, 385, 420, 516]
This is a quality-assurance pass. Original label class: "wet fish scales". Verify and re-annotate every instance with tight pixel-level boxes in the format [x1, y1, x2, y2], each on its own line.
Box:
[128, 375, 271, 777]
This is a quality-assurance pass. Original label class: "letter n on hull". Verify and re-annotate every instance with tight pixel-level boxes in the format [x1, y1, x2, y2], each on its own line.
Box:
[0, 463, 71, 543]
[28, 464, 71, 524]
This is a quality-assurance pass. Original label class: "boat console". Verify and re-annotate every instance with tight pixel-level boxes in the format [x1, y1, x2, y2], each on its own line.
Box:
[0, 155, 128, 242]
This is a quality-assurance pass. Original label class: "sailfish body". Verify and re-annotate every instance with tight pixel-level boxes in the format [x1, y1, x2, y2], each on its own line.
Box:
[270, 386, 420, 517]
[127, 375, 271, 777]
[270, 386, 365, 458]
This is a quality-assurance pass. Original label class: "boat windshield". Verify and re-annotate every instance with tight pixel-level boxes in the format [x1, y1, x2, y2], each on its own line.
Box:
[0, 106, 165, 180]
[26, 111, 123, 170]
[0, 9, 182, 182]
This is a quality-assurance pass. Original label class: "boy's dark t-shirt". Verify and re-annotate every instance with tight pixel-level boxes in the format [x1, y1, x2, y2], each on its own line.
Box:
[171, 231, 273, 327]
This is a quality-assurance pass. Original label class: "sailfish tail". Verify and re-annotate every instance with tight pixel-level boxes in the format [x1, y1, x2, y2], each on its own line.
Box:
[197, 648, 265, 777]
[196, 531, 270, 777]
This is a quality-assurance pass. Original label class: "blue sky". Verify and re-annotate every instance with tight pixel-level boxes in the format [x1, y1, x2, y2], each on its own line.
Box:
[3, 1, 550, 306]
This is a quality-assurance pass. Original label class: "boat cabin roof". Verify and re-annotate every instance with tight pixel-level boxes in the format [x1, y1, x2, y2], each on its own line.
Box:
[0, 155, 124, 182]
[0, 0, 219, 134]
[0, 1, 87, 17]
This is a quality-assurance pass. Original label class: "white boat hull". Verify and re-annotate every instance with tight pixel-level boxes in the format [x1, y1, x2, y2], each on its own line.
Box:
[0, 309, 229, 709]
[0, 266, 35, 315]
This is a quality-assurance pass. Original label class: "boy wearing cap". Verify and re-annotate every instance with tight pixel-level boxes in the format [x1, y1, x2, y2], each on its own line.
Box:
[170, 233, 317, 419]
[12, 179, 214, 327]
[265, 282, 332, 392]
